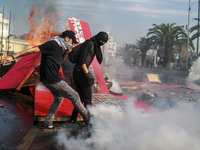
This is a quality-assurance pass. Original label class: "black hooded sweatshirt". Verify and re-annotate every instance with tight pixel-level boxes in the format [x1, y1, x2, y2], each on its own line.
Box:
[73, 32, 108, 70]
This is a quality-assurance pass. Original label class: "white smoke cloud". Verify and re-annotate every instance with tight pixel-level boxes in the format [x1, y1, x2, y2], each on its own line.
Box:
[55, 99, 200, 150]
[187, 57, 200, 90]
[109, 79, 123, 93]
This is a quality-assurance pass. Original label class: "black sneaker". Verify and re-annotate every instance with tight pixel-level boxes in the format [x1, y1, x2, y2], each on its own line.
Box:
[83, 112, 91, 125]
[42, 123, 59, 130]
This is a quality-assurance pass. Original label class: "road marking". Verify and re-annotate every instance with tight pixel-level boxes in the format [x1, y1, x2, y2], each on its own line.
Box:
[17, 127, 39, 150]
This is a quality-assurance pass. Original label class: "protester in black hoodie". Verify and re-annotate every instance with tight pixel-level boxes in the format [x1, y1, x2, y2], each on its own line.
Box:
[69, 31, 108, 123]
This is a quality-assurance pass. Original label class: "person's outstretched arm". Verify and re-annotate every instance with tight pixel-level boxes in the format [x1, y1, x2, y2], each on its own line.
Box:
[0, 47, 40, 65]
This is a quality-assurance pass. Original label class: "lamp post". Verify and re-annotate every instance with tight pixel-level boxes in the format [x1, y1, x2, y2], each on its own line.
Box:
[1, 6, 4, 60]
[186, 0, 191, 70]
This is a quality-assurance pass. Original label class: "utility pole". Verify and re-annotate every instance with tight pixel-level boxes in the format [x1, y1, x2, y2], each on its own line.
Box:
[7, 11, 11, 53]
[1, 6, 4, 60]
[186, 0, 191, 70]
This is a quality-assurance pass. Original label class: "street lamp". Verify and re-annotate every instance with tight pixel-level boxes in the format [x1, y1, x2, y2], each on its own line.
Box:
[186, 0, 191, 70]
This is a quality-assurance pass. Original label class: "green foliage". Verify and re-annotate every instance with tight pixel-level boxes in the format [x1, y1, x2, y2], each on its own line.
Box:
[118, 23, 195, 68]
[147, 23, 190, 68]
[134, 37, 152, 66]
[116, 43, 140, 66]
[190, 25, 200, 42]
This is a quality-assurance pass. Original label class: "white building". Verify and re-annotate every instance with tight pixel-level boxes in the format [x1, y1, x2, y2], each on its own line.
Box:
[0, 11, 29, 57]
[102, 34, 117, 66]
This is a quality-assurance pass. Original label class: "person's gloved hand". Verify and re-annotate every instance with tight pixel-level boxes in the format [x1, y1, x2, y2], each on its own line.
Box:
[85, 72, 94, 86]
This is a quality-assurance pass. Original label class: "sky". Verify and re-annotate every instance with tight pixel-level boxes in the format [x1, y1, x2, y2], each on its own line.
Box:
[0, 0, 199, 46]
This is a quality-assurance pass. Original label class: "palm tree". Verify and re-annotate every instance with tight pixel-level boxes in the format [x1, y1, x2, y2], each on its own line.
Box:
[190, 24, 200, 56]
[147, 23, 190, 68]
[129, 46, 141, 65]
[134, 37, 152, 67]
[190, 25, 200, 41]
[116, 43, 133, 65]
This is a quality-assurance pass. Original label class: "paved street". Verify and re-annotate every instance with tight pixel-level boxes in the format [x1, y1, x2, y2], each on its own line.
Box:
[0, 96, 58, 150]
[0, 97, 92, 150]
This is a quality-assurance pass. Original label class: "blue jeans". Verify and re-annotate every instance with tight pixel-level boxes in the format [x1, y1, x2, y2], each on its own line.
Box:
[43, 80, 90, 126]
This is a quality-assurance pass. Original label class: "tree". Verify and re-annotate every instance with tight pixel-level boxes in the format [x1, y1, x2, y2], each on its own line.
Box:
[129, 46, 141, 65]
[190, 24, 200, 56]
[147, 23, 191, 68]
[134, 37, 152, 67]
[116, 43, 133, 65]
[190, 25, 200, 41]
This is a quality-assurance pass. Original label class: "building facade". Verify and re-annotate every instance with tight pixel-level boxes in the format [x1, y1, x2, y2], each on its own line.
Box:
[0, 11, 29, 57]
[102, 33, 117, 66]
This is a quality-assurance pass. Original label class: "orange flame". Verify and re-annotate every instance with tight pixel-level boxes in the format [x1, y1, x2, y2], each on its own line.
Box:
[26, 6, 58, 46]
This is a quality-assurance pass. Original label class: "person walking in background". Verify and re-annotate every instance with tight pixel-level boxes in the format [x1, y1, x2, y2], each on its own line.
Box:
[69, 31, 108, 123]
[0, 30, 91, 130]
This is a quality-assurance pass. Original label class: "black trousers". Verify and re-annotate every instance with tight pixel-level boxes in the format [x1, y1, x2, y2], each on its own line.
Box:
[71, 69, 92, 120]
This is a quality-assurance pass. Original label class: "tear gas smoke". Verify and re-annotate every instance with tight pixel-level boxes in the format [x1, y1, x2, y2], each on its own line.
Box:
[187, 57, 200, 90]
[109, 79, 122, 93]
[103, 58, 137, 82]
[56, 99, 200, 150]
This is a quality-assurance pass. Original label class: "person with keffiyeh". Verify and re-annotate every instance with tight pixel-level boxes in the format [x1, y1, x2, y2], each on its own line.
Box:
[0, 30, 91, 130]
[69, 31, 108, 123]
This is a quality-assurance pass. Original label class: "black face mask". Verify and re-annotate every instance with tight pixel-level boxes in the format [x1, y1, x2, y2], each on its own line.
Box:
[97, 39, 104, 46]
[96, 32, 108, 44]
[90, 35, 103, 64]
[89, 32, 108, 64]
